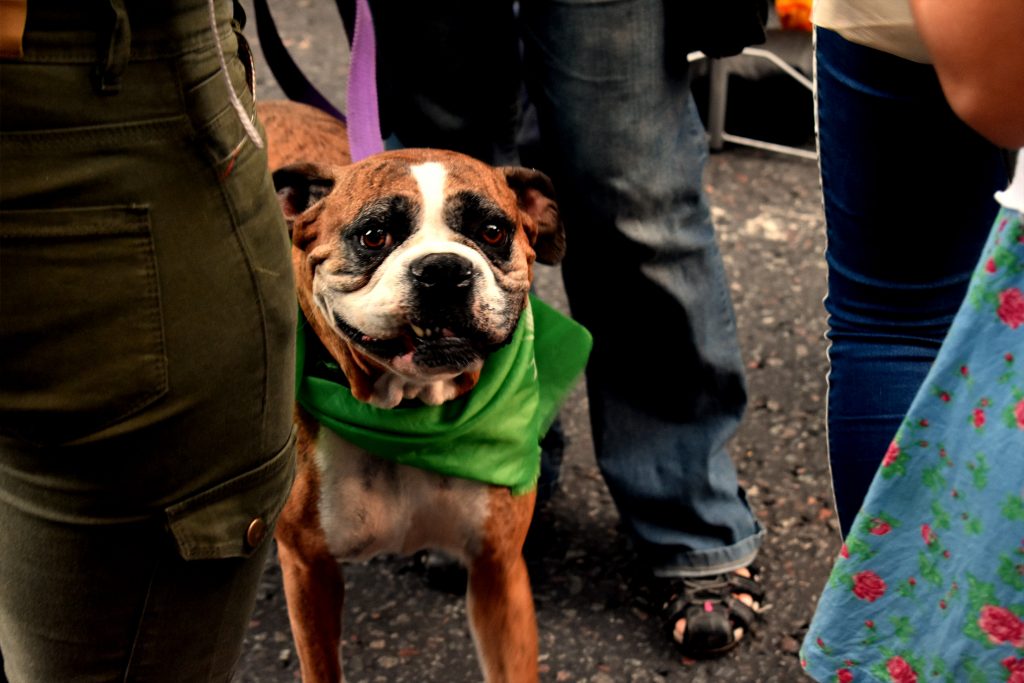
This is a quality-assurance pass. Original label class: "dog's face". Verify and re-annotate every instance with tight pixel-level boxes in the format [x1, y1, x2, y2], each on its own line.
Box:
[275, 149, 564, 408]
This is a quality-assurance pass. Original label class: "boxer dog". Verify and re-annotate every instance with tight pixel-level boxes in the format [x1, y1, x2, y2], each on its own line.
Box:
[258, 100, 566, 683]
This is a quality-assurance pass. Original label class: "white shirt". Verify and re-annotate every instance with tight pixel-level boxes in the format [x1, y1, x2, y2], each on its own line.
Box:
[995, 151, 1024, 213]
[813, 0, 931, 63]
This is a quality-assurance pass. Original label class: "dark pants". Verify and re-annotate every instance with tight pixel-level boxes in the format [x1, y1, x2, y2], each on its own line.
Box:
[815, 28, 1009, 534]
[0, 1, 295, 680]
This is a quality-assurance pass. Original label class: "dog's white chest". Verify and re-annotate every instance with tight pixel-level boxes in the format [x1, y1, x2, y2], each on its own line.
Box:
[313, 426, 493, 563]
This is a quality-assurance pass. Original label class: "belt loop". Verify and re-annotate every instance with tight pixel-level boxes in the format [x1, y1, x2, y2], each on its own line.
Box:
[93, 0, 131, 94]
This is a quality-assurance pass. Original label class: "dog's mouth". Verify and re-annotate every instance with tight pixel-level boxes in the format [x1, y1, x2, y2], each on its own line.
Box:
[333, 313, 502, 371]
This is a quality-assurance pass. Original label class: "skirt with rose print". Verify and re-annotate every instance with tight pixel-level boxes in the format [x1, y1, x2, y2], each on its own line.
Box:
[801, 206, 1024, 683]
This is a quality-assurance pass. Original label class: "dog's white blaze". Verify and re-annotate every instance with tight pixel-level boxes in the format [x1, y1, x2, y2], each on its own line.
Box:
[411, 162, 448, 234]
[403, 162, 482, 259]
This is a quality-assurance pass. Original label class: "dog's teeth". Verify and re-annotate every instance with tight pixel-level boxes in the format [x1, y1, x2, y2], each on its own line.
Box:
[410, 323, 426, 338]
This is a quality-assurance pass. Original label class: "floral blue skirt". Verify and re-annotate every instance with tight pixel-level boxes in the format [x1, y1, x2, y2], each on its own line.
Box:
[802, 206, 1024, 683]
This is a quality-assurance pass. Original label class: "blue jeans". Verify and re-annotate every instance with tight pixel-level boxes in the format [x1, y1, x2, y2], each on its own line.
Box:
[815, 29, 1008, 535]
[373, 0, 763, 576]
[518, 0, 762, 576]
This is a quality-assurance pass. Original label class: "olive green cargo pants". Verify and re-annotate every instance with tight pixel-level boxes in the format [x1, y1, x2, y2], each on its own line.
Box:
[0, 1, 296, 680]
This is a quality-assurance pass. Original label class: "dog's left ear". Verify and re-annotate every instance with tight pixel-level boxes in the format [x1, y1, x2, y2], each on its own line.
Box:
[501, 167, 566, 265]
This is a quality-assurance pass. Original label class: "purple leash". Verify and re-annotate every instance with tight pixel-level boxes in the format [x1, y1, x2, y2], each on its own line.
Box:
[253, 0, 383, 161]
[345, 0, 384, 161]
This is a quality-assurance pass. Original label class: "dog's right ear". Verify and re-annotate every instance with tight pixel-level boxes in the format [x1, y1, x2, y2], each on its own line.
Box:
[272, 163, 335, 240]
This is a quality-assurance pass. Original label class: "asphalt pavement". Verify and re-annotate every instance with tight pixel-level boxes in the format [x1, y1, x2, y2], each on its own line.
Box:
[233, 3, 838, 681]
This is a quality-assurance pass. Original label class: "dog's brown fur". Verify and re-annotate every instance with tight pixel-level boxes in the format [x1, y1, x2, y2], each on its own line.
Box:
[261, 100, 351, 170]
[260, 100, 558, 682]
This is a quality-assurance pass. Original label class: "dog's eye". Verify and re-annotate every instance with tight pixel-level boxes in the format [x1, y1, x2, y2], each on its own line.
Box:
[479, 224, 506, 246]
[360, 227, 392, 249]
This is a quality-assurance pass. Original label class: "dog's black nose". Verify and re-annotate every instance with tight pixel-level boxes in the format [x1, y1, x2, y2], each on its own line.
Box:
[410, 253, 475, 290]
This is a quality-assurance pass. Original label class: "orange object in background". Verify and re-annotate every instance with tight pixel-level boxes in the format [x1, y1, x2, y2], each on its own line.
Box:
[776, 0, 813, 31]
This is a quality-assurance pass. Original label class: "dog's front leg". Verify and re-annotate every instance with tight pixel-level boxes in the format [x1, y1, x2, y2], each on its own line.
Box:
[275, 426, 347, 683]
[466, 490, 539, 683]
[278, 539, 345, 683]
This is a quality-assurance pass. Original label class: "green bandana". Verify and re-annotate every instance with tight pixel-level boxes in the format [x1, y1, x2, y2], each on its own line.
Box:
[296, 295, 592, 495]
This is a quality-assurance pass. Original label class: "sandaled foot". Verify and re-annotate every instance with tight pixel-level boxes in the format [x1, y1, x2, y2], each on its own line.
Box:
[661, 566, 764, 659]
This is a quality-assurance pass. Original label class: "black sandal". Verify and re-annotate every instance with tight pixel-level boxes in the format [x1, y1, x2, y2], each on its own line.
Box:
[660, 568, 764, 659]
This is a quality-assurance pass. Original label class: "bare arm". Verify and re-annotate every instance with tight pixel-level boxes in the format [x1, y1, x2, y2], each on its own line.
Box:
[910, 0, 1024, 148]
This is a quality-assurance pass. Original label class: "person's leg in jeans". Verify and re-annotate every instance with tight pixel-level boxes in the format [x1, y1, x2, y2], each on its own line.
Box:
[366, 0, 763, 653]
[815, 28, 1008, 535]
[519, 0, 764, 653]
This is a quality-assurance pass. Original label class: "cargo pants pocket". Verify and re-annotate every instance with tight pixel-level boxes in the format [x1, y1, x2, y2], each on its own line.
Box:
[165, 427, 296, 560]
